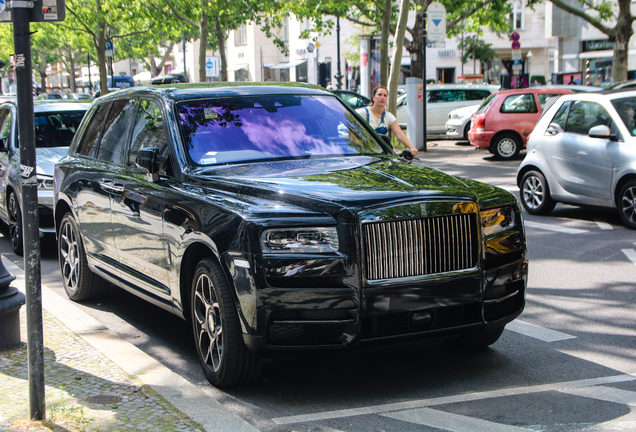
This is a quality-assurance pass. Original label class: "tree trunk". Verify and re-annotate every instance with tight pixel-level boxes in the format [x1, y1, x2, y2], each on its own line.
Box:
[97, 23, 108, 95]
[69, 48, 77, 93]
[380, 0, 391, 86]
[150, 53, 159, 77]
[388, 0, 410, 114]
[198, 6, 209, 82]
[612, 0, 633, 82]
[214, 16, 228, 81]
[408, 7, 424, 80]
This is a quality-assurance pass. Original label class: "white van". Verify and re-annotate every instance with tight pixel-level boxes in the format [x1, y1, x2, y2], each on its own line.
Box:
[396, 84, 500, 133]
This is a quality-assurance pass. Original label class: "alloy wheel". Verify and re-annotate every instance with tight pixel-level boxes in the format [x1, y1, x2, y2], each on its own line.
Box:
[621, 185, 636, 225]
[59, 220, 81, 293]
[193, 272, 223, 373]
[523, 175, 544, 210]
[8, 194, 22, 254]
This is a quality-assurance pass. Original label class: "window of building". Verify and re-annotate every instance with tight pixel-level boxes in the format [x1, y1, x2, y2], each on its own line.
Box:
[282, 16, 289, 42]
[235, 25, 247, 46]
[511, 0, 524, 31]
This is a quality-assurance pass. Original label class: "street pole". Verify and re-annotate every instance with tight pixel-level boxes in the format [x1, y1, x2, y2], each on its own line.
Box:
[12, 3, 45, 421]
[335, 17, 343, 89]
[422, 10, 427, 152]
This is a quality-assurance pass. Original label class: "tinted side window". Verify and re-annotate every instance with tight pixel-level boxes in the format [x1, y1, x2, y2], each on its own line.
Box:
[76, 104, 109, 157]
[537, 93, 561, 109]
[550, 101, 570, 130]
[565, 101, 612, 135]
[430, 90, 465, 103]
[0, 109, 12, 149]
[98, 99, 137, 164]
[500, 94, 538, 113]
[465, 90, 491, 101]
[129, 99, 170, 174]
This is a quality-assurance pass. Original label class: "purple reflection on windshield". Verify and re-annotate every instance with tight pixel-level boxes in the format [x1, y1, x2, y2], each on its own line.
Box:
[177, 95, 383, 166]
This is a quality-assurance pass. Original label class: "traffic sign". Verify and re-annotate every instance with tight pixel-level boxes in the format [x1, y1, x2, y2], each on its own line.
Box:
[105, 40, 114, 58]
[511, 32, 520, 42]
[427, 2, 447, 43]
[512, 41, 521, 50]
[0, 0, 66, 22]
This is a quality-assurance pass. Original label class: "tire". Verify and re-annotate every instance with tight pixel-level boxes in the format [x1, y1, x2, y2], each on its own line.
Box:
[463, 122, 471, 141]
[58, 212, 110, 301]
[618, 180, 636, 229]
[8, 192, 23, 256]
[491, 133, 521, 160]
[448, 326, 505, 350]
[191, 258, 262, 388]
[520, 170, 556, 215]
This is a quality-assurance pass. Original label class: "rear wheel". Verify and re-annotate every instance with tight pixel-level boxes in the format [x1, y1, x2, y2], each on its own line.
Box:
[58, 213, 110, 301]
[8, 192, 23, 256]
[520, 170, 556, 215]
[463, 122, 471, 141]
[618, 180, 636, 229]
[491, 133, 521, 160]
[191, 258, 262, 388]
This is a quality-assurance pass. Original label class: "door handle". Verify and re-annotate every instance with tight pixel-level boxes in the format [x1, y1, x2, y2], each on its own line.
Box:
[99, 179, 124, 194]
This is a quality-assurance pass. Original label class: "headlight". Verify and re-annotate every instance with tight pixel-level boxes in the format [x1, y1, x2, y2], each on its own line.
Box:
[37, 176, 54, 190]
[481, 206, 517, 236]
[450, 112, 468, 120]
[261, 227, 339, 253]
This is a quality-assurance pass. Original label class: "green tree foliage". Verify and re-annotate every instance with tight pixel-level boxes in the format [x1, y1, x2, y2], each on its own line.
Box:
[527, 0, 632, 82]
[64, 0, 161, 95]
[458, 35, 498, 70]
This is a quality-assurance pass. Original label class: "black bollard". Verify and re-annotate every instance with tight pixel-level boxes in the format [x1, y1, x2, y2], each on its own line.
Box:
[0, 256, 21, 351]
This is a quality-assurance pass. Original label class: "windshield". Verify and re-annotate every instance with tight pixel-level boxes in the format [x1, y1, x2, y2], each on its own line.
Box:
[178, 95, 387, 166]
[34, 110, 87, 148]
[476, 93, 496, 114]
[611, 97, 636, 136]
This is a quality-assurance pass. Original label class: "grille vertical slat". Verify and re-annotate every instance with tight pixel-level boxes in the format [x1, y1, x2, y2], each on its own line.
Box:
[362, 213, 478, 281]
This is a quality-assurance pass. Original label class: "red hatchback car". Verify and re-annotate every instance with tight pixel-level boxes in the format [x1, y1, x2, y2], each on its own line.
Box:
[468, 88, 574, 159]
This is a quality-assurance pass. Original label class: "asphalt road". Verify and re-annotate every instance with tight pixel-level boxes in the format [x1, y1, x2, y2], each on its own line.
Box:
[3, 140, 636, 432]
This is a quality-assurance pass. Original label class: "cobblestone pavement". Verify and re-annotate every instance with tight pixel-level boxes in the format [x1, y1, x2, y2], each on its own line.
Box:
[0, 307, 204, 432]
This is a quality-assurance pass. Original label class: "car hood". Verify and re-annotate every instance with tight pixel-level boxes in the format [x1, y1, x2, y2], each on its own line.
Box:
[36, 147, 68, 176]
[191, 156, 484, 211]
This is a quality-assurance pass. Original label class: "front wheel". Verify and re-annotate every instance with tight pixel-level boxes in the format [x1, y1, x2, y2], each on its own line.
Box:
[618, 180, 636, 229]
[58, 213, 110, 301]
[8, 192, 23, 256]
[491, 133, 521, 160]
[191, 258, 262, 388]
[520, 170, 556, 215]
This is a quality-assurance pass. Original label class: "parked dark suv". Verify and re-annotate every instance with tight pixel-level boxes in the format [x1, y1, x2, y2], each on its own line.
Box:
[54, 84, 528, 388]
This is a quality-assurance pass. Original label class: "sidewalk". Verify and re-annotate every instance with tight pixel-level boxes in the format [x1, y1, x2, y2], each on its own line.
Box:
[0, 259, 259, 432]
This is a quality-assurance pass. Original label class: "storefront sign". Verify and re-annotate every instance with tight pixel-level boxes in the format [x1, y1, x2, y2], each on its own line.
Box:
[438, 50, 455, 57]
[582, 39, 614, 52]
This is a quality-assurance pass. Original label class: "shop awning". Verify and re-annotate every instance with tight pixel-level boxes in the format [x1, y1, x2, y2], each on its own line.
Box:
[268, 60, 307, 69]
[579, 50, 612, 59]
[229, 64, 249, 71]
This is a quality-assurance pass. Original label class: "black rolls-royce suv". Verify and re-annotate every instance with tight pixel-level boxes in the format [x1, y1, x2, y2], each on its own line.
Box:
[54, 83, 528, 388]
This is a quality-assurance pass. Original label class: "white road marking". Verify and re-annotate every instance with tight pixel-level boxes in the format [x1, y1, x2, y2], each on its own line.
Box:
[560, 385, 636, 407]
[382, 407, 533, 432]
[594, 219, 614, 230]
[524, 220, 588, 234]
[271, 374, 636, 424]
[622, 249, 636, 266]
[506, 320, 576, 342]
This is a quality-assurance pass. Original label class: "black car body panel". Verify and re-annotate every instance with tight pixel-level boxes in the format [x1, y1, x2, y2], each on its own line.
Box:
[55, 83, 527, 371]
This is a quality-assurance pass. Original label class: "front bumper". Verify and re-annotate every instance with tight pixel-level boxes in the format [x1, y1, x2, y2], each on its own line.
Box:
[235, 251, 527, 355]
[446, 119, 469, 137]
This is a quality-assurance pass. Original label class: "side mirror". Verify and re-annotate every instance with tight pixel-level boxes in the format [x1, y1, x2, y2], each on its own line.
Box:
[135, 147, 160, 181]
[588, 125, 611, 139]
[545, 123, 563, 136]
[379, 134, 391, 145]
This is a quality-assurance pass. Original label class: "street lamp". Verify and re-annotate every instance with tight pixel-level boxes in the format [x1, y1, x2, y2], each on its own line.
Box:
[526, 50, 533, 78]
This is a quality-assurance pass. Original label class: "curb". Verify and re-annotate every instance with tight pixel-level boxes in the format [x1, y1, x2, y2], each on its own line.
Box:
[4, 258, 259, 432]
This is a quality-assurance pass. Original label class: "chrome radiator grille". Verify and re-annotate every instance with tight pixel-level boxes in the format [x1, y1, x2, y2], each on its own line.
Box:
[362, 213, 479, 280]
